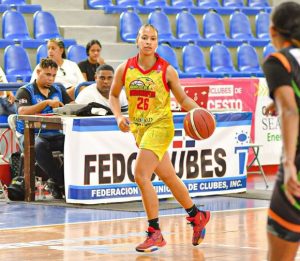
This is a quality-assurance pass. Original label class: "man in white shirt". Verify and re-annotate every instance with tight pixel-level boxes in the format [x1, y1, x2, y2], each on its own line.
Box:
[75, 64, 128, 113]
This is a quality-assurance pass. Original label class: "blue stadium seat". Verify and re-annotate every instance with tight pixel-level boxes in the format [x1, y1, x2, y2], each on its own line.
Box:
[4, 45, 32, 82]
[2, 10, 44, 48]
[182, 44, 222, 77]
[87, 0, 113, 9]
[2, 0, 26, 4]
[196, 0, 220, 7]
[229, 11, 269, 46]
[156, 44, 191, 78]
[263, 42, 275, 58]
[171, 0, 194, 7]
[176, 11, 202, 43]
[117, 0, 140, 6]
[36, 44, 48, 64]
[120, 10, 142, 43]
[148, 10, 186, 47]
[222, 0, 244, 7]
[202, 11, 227, 40]
[248, 0, 269, 7]
[237, 43, 264, 77]
[210, 43, 243, 77]
[67, 45, 87, 64]
[255, 11, 269, 39]
[143, 0, 182, 14]
[104, 0, 142, 13]
[202, 11, 240, 47]
[229, 11, 254, 40]
[33, 11, 76, 47]
[1, 0, 41, 13]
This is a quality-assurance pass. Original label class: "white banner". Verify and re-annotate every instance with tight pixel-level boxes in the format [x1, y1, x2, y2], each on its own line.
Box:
[255, 79, 281, 165]
[63, 112, 252, 204]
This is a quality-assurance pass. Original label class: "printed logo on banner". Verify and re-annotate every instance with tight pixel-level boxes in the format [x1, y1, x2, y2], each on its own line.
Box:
[172, 129, 195, 148]
[234, 130, 250, 175]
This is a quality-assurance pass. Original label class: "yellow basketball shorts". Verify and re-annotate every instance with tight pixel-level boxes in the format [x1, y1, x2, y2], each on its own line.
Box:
[133, 118, 174, 161]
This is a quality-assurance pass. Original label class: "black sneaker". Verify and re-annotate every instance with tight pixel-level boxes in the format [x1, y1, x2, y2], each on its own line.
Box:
[45, 179, 63, 199]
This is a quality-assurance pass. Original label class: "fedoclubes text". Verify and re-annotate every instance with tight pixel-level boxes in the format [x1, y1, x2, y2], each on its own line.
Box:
[84, 148, 227, 185]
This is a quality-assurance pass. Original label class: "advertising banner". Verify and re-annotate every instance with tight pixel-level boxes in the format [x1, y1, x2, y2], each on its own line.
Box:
[64, 112, 252, 204]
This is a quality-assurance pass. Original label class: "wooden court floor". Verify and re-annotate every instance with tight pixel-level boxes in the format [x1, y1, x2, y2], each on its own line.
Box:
[0, 175, 299, 261]
[0, 208, 272, 261]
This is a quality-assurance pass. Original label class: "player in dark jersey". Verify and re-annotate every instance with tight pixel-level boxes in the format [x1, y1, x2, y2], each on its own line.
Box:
[262, 2, 300, 260]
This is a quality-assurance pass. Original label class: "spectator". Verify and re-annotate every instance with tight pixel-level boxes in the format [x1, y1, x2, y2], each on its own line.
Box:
[75, 64, 127, 112]
[31, 39, 85, 100]
[78, 40, 105, 81]
[0, 66, 16, 116]
[16, 58, 73, 199]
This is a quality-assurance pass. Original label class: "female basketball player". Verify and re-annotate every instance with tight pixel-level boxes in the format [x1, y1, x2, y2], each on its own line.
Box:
[262, 2, 300, 260]
[109, 24, 210, 252]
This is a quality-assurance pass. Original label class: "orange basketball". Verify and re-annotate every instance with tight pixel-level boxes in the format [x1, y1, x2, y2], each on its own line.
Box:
[183, 108, 216, 140]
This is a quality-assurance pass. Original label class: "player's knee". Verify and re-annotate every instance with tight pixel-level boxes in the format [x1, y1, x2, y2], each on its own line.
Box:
[134, 172, 151, 186]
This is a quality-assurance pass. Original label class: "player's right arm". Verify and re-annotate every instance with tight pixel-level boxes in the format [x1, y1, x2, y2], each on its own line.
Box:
[274, 85, 300, 198]
[109, 62, 130, 132]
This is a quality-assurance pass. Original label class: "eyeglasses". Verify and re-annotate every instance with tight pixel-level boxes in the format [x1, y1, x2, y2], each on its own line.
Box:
[60, 67, 66, 76]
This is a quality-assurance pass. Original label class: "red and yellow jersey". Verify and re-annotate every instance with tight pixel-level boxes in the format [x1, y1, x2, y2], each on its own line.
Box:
[123, 53, 172, 131]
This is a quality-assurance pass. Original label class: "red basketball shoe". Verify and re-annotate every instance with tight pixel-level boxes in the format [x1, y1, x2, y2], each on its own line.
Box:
[186, 211, 210, 246]
[135, 226, 166, 252]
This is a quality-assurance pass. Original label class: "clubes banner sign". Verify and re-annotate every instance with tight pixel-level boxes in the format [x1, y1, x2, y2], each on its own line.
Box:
[63, 112, 252, 204]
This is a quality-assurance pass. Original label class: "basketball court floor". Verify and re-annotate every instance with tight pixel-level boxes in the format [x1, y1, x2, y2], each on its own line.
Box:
[0, 175, 298, 261]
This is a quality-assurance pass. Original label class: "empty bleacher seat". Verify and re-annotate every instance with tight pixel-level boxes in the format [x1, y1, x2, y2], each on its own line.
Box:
[237, 43, 264, 77]
[255, 11, 270, 39]
[176, 11, 202, 43]
[196, 0, 220, 7]
[143, 0, 182, 14]
[182, 43, 221, 78]
[263, 42, 275, 58]
[248, 0, 270, 7]
[171, 0, 195, 8]
[210, 43, 244, 77]
[222, 0, 244, 7]
[202, 11, 227, 40]
[104, 0, 141, 13]
[67, 45, 87, 64]
[229, 11, 254, 39]
[4, 45, 32, 82]
[229, 10, 269, 46]
[36, 44, 48, 64]
[87, 0, 113, 9]
[120, 10, 142, 43]
[156, 44, 191, 78]
[148, 9, 186, 47]
[1, 0, 41, 13]
[2, 10, 44, 48]
[202, 10, 240, 47]
[33, 11, 76, 47]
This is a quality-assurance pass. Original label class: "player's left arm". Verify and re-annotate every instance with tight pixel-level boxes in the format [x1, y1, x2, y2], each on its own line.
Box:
[167, 65, 198, 111]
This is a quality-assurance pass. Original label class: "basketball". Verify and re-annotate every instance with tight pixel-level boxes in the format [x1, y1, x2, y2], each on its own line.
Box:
[183, 108, 216, 140]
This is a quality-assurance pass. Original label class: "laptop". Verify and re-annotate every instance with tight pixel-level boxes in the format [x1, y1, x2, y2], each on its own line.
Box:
[53, 104, 87, 115]
[171, 86, 209, 112]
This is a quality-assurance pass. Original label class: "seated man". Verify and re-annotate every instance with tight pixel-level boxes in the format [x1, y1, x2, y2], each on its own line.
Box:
[15, 58, 73, 199]
[75, 64, 128, 113]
